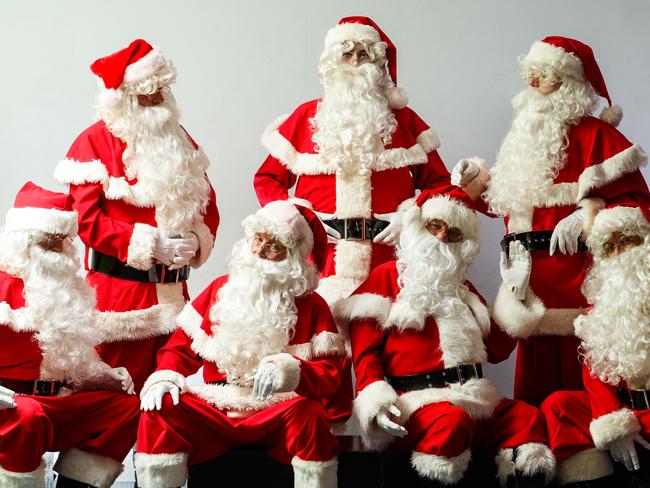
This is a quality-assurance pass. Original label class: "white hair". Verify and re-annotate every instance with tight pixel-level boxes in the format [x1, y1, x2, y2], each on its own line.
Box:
[485, 78, 598, 217]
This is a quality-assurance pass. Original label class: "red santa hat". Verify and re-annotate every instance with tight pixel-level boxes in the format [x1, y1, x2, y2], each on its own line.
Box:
[586, 204, 650, 254]
[242, 200, 328, 272]
[402, 191, 480, 242]
[521, 36, 623, 127]
[4, 182, 77, 236]
[323, 16, 408, 109]
[90, 39, 170, 106]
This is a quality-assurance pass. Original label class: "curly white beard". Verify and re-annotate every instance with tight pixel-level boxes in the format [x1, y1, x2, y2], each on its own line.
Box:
[485, 79, 598, 218]
[98, 92, 210, 234]
[21, 242, 110, 387]
[311, 62, 396, 176]
[208, 239, 318, 385]
[577, 245, 650, 388]
[396, 222, 479, 323]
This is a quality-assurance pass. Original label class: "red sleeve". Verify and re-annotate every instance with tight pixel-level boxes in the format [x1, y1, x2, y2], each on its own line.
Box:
[582, 362, 624, 420]
[254, 155, 297, 206]
[191, 180, 220, 267]
[155, 328, 203, 377]
[350, 317, 387, 393]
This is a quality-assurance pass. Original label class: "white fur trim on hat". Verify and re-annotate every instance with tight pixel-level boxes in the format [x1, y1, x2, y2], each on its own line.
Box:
[123, 49, 167, 84]
[418, 195, 479, 241]
[292, 456, 338, 488]
[134, 452, 188, 488]
[4, 207, 78, 236]
[586, 206, 650, 254]
[520, 41, 584, 81]
[54, 448, 123, 488]
[589, 408, 641, 449]
[324, 23, 380, 49]
[411, 450, 471, 485]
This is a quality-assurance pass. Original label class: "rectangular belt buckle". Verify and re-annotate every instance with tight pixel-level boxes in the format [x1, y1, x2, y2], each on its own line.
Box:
[455, 365, 465, 385]
[343, 218, 365, 241]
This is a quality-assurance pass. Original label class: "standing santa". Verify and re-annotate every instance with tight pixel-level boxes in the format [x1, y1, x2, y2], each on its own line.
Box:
[255, 16, 467, 306]
[53, 39, 219, 391]
[456, 36, 650, 405]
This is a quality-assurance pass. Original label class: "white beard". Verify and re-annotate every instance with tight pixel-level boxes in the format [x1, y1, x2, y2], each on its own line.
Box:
[577, 245, 650, 388]
[22, 243, 108, 386]
[485, 80, 597, 218]
[311, 62, 396, 176]
[98, 93, 210, 234]
[208, 240, 317, 385]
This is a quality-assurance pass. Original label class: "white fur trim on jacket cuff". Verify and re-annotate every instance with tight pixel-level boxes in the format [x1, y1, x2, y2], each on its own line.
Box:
[54, 158, 109, 186]
[0, 462, 45, 488]
[188, 220, 214, 268]
[411, 450, 471, 485]
[259, 353, 301, 392]
[291, 456, 338, 488]
[353, 380, 399, 451]
[415, 128, 441, 153]
[126, 223, 158, 270]
[492, 284, 545, 338]
[577, 197, 606, 237]
[54, 448, 123, 488]
[556, 448, 614, 485]
[95, 301, 182, 343]
[589, 408, 641, 449]
[134, 452, 188, 488]
[140, 370, 187, 400]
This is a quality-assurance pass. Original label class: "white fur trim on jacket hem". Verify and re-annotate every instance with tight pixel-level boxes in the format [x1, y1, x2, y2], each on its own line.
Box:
[140, 369, 188, 400]
[189, 220, 214, 268]
[514, 442, 556, 483]
[126, 223, 158, 270]
[0, 462, 45, 488]
[411, 450, 471, 485]
[291, 456, 338, 488]
[95, 301, 182, 343]
[556, 448, 614, 484]
[189, 382, 298, 413]
[333, 293, 392, 328]
[317, 274, 365, 306]
[491, 285, 545, 338]
[589, 408, 641, 449]
[259, 353, 301, 392]
[353, 380, 400, 451]
[134, 452, 188, 488]
[54, 448, 123, 488]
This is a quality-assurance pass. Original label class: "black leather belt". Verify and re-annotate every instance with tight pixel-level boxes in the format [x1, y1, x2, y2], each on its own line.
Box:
[0, 378, 65, 396]
[619, 387, 650, 411]
[322, 218, 389, 241]
[386, 363, 483, 392]
[500, 230, 587, 254]
[90, 250, 190, 283]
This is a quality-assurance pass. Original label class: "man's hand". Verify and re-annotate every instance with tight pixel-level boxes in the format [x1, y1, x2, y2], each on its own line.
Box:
[168, 232, 199, 270]
[314, 211, 342, 245]
[253, 363, 280, 400]
[376, 404, 408, 437]
[0, 385, 16, 410]
[499, 241, 532, 300]
[140, 381, 180, 411]
[373, 212, 402, 247]
[550, 210, 585, 256]
[111, 367, 135, 395]
[609, 434, 650, 471]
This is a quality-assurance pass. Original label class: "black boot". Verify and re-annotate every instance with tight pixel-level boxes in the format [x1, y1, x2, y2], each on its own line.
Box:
[55, 474, 94, 488]
[505, 472, 546, 488]
[562, 474, 620, 488]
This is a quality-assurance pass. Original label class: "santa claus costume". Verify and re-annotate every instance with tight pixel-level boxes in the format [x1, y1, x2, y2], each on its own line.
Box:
[0, 183, 140, 488]
[476, 36, 650, 406]
[254, 16, 466, 305]
[52, 39, 219, 391]
[542, 205, 650, 486]
[338, 194, 555, 486]
[135, 201, 347, 488]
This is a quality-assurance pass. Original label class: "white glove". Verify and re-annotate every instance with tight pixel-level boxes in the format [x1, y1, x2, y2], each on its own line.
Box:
[168, 232, 199, 270]
[499, 241, 532, 300]
[111, 367, 135, 395]
[609, 434, 650, 471]
[140, 380, 180, 411]
[0, 385, 16, 410]
[314, 211, 341, 245]
[376, 404, 408, 437]
[373, 212, 402, 247]
[153, 230, 176, 266]
[253, 363, 280, 400]
[451, 158, 481, 187]
[550, 210, 585, 256]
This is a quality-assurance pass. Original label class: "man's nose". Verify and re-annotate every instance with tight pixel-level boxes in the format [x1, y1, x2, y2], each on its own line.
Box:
[529, 78, 539, 88]
[151, 92, 164, 104]
[436, 228, 448, 242]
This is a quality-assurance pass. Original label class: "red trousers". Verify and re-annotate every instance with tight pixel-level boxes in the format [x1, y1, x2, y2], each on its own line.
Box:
[541, 390, 650, 462]
[392, 398, 548, 457]
[137, 393, 338, 465]
[0, 390, 139, 472]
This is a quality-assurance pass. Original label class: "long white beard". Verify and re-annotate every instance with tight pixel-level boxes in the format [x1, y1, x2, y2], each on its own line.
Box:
[208, 240, 317, 385]
[22, 244, 108, 386]
[485, 80, 597, 217]
[577, 245, 650, 388]
[311, 63, 396, 176]
[99, 93, 210, 233]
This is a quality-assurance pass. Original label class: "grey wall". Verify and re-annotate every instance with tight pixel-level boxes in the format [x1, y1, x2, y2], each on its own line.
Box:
[2, 0, 649, 395]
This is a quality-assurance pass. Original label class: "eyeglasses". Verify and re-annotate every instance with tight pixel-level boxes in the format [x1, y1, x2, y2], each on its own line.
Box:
[250, 234, 288, 258]
[425, 219, 464, 243]
[602, 232, 643, 258]
[37, 233, 71, 251]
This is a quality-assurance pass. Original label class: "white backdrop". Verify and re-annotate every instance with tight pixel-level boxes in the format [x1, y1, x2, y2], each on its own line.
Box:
[2, 0, 650, 395]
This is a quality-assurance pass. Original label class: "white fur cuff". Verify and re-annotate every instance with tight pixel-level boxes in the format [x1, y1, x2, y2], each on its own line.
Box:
[54, 448, 123, 488]
[259, 353, 301, 392]
[411, 450, 471, 485]
[189, 220, 214, 268]
[134, 452, 188, 488]
[353, 380, 399, 451]
[140, 370, 187, 400]
[0, 462, 45, 488]
[291, 456, 338, 488]
[492, 284, 545, 338]
[126, 223, 158, 270]
[589, 408, 641, 449]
